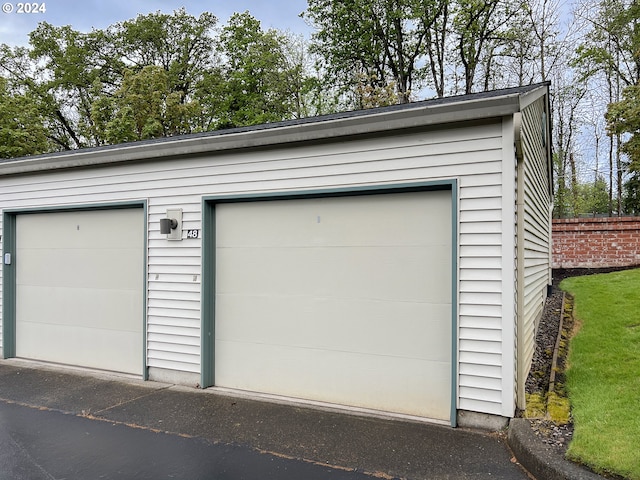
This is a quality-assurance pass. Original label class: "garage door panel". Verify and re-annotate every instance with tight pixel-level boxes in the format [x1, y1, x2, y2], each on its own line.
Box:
[15, 209, 144, 375]
[215, 190, 453, 420]
[216, 192, 451, 248]
[17, 321, 141, 374]
[217, 294, 451, 362]
[215, 340, 451, 418]
[17, 285, 142, 332]
[16, 209, 142, 249]
[217, 245, 451, 303]
[17, 248, 142, 290]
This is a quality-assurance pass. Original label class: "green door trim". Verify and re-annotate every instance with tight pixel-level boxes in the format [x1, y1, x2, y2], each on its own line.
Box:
[1, 212, 16, 359]
[2, 201, 149, 379]
[200, 180, 459, 426]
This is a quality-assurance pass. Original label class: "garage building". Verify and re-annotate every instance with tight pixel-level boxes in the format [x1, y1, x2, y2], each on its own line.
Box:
[1, 83, 553, 427]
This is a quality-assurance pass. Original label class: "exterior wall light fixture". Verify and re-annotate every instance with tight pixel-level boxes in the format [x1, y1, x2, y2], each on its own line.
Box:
[160, 208, 183, 240]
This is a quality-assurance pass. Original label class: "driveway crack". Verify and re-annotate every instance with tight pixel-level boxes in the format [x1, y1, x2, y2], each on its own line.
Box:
[91, 385, 173, 416]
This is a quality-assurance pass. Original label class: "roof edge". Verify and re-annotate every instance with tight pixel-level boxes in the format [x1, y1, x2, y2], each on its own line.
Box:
[0, 83, 548, 176]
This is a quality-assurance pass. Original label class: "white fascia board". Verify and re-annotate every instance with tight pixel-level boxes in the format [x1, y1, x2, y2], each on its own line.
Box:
[0, 94, 522, 177]
[518, 83, 553, 196]
[517, 84, 549, 110]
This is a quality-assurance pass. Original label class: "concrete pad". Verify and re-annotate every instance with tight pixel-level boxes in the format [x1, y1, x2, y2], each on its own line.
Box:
[0, 362, 167, 414]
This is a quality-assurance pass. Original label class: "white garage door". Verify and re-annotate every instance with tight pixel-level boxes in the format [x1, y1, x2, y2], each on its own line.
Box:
[215, 190, 453, 420]
[16, 209, 144, 375]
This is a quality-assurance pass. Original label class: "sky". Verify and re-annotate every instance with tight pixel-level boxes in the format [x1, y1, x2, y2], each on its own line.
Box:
[0, 0, 312, 46]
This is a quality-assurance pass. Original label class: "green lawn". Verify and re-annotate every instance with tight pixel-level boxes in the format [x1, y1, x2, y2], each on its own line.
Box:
[561, 269, 640, 480]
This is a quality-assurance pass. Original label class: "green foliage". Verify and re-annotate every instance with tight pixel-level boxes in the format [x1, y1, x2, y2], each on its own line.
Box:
[94, 66, 202, 143]
[305, 0, 545, 102]
[605, 81, 640, 212]
[553, 150, 570, 218]
[109, 8, 218, 97]
[0, 1, 598, 164]
[607, 84, 640, 167]
[26, 22, 116, 149]
[574, 0, 640, 87]
[554, 174, 610, 217]
[570, 0, 640, 216]
[0, 9, 313, 156]
[451, 0, 524, 93]
[93, 9, 219, 141]
[575, 175, 610, 215]
[216, 12, 300, 128]
[0, 77, 51, 158]
[623, 171, 640, 214]
[305, 0, 447, 104]
[561, 270, 640, 479]
[0, 0, 625, 178]
[353, 73, 399, 108]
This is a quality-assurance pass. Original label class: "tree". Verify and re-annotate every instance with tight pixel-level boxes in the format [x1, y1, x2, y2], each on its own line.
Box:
[0, 9, 314, 154]
[606, 83, 640, 168]
[552, 79, 586, 218]
[574, 0, 640, 214]
[280, 33, 329, 118]
[305, 0, 447, 104]
[418, 0, 448, 97]
[575, 175, 611, 215]
[575, 0, 640, 87]
[215, 12, 303, 128]
[0, 77, 51, 158]
[622, 171, 640, 214]
[110, 8, 218, 101]
[497, 0, 571, 87]
[93, 66, 202, 144]
[5, 10, 220, 150]
[13, 23, 115, 149]
[450, 0, 523, 94]
[104, 9, 221, 136]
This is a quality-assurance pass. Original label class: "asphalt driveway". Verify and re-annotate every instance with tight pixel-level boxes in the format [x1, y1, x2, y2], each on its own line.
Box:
[0, 401, 375, 480]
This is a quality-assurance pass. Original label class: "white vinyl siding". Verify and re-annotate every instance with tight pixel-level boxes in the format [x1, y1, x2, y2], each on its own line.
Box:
[517, 98, 553, 390]
[457, 132, 506, 415]
[1, 120, 509, 416]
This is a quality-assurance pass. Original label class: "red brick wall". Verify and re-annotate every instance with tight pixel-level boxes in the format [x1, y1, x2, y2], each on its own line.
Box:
[552, 217, 640, 268]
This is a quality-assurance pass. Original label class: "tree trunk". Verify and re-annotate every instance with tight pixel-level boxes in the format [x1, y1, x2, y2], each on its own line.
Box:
[609, 134, 614, 216]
